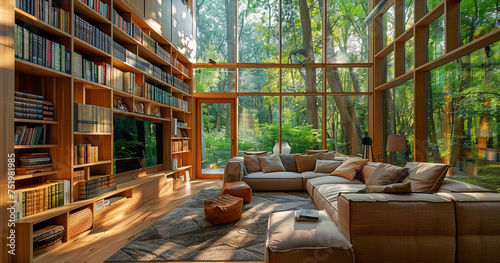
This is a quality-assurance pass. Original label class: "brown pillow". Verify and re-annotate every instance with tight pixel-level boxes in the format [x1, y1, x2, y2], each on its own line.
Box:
[314, 160, 343, 173]
[358, 182, 412, 194]
[279, 154, 298, 172]
[402, 162, 450, 193]
[330, 158, 369, 180]
[243, 151, 268, 155]
[305, 149, 329, 154]
[365, 163, 410, 186]
[244, 155, 261, 173]
[258, 154, 286, 173]
[320, 151, 336, 160]
[295, 153, 321, 173]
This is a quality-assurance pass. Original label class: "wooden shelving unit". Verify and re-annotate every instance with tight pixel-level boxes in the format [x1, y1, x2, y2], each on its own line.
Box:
[8, 0, 194, 262]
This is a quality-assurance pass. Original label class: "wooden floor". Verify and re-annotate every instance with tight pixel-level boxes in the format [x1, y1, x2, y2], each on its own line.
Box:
[32, 179, 263, 263]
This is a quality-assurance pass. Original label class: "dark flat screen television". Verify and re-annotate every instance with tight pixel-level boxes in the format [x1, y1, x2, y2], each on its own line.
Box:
[113, 116, 163, 174]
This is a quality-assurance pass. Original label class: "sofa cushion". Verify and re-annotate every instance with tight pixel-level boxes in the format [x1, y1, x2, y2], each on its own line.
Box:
[305, 149, 329, 154]
[307, 176, 364, 196]
[437, 178, 493, 193]
[314, 160, 343, 173]
[295, 153, 321, 173]
[279, 154, 298, 172]
[245, 171, 302, 179]
[403, 162, 450, 193]
[320, 151, 336, 160]
[358, 182, 412, 194]
[258, 154, 286, 173]
[243, 155, 261, 173]
[331, 158, 369, 180]
[359, 162, 380, 183]
[301, 171, 331, 180]
[365, 163, 409, 186]
[316, 184, 366, 203]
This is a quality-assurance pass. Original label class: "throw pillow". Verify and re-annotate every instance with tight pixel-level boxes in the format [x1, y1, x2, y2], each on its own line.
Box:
[279, 154, 298, 172]
[320, 151, 336, 160]
[402, 162, 450, 193]
[295, 153, 321, 173]
[259, 154, 286, 173]
[244, 155, 261, 173]
[243, 151, 268, 155]
[365, 163, 410, 186]
[314, 160, 343, 173]
[358, 182, 412, 194]
[330, 158, 369, 180]
[305, 149, 329, 154]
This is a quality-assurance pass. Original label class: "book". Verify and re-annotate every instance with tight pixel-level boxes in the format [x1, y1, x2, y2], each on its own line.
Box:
[295, 209, 320, 221]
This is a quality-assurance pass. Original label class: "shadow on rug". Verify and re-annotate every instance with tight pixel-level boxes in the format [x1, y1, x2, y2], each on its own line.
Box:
[106, 189, 315, 262]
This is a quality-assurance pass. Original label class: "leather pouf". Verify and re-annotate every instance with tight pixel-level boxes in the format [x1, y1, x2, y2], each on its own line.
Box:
[204, 194, 243, 224]
[222, 181, 253, 203]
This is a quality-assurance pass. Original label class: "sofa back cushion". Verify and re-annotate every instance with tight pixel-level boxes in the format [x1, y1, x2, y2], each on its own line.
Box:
[314, 160, 343, 173]
[358, 182, 412, 193]
[331, 158, 369, 180]
[295, 153, 321, 172]
[365, 163, 409, 186]
[320, 151, 336, 160]
[403, 162, 450, 193]
[244, 155, 262, 173]
[305, 149, 329, 154]
[279, 154, 298, 172]
[259, 154, 286, 173]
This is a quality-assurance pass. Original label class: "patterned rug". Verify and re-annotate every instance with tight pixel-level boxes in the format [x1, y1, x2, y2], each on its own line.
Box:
[106, 189, 315, 262]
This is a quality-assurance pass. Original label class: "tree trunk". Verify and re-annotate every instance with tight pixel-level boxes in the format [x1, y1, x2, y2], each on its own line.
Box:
[298, 0, 318, 129]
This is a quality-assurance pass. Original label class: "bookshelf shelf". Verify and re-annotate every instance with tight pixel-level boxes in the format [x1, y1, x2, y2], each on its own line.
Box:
[73, 160, 112, 169]
[174, 165, 192, 172]
[74, 0, 111, 25]
[74, 38, 112, 58]
[112, 110, 171, 122]
[172, 150, 190, 154]
[112, 57, 144, 75]
[172, 137, 191, 140]
[15, 170, 59, 180]
[14, 118, 58, 125]
[15, 8, 71, 38]
[15, 59, 72, 78]
[176, 126, 191, 130]
[73, 132, 112, 136]
[14, 144, 58, 149]
[137, 42, 170, 67]
[112, 25, 139, 45]
[112, 89, 171, 108]
[172, 107, 189, 113]
[74, 77, 112, 90]
[171, 86, 192, 97]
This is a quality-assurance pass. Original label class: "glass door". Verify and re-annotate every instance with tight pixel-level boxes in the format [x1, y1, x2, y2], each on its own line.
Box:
[197, 99, 236, 178]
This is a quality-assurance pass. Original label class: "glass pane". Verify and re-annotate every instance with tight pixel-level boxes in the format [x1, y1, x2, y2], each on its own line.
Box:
[405, 0, 414, 30]
[196, 0, 236, 63]
[238, 68, 279, 92]
[405, 37, 414, 73]
[326, 0, 369, 63]
[281, 0, 322, 64]
[427, 41, 500, 191]
[382, 51, 394, 83]
[382, 5, 395, 48]
[201, 102, 232, 174]
[238, 96, 279, 155]
[383, 80, 414, 166]
[282, 96, 322, 153]
[427, 15, 445, 62]
[282, 68, 322, 92]
[460, 0, 499, 46]
[427, 0, 442, 12]
[326, 95, 368, 157]
[326, 68, 368, 92]
[196, 67, 236, 92]
[238, 0, 280, 63]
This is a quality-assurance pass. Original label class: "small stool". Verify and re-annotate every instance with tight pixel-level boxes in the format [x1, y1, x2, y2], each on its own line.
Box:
[265, 210, 354, 263]
[222, 181, 252, 203]
[204, 194, 243, 224]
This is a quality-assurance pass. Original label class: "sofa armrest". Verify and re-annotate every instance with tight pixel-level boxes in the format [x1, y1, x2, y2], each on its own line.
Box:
[223, 157, 247, 183]
[337, 193, 456, 263]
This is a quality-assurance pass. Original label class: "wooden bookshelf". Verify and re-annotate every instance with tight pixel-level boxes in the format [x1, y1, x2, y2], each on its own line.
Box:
[6, 0, 194, 262]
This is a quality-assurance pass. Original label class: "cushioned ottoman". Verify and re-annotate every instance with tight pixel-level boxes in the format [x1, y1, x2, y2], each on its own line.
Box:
[222, 181, 252, 203]
[204, 194, 243, 224]
[265, 210, 354, 263]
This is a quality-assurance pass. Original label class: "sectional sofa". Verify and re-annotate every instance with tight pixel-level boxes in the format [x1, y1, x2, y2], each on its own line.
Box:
[223, 152, 500, 263]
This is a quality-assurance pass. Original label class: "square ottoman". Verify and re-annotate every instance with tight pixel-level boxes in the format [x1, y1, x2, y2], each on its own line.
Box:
[265, 210, 354, 263]
[222, 181, 252, 203]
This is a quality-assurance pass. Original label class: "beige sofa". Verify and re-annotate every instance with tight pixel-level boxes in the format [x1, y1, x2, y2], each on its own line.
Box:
[223, 154, 500, 263]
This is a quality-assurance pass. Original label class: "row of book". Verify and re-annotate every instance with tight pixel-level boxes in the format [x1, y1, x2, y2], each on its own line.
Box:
[17, 152, 52, 175]
[74, 14, 112, 54]
[14, 24, 71, 74]
[78, 0, 110, 20]
[14, 91, 54, 121]
[33, 225, 65, 252]
[14, 125, 47, 146]
[113, 41, 127, 62]
[112, 9, 133, 38]
[171, 97, 189, 111]
[172, 140, 189, 153]
[73, 52, 111, 86]
[13, 180, 70, 220]
[144, 82, 171, 106]
[73, 103, 112, 133]
[173, 76, 191, 94]
[78, 175, 117, 200]
[74, 170, 86, 183]
[112, 68, 141, 95]
[16, 0, 49, 25]
[73, 144, 99, 165]
[51, 4, 70, 33]
[173, 57, 188, 75]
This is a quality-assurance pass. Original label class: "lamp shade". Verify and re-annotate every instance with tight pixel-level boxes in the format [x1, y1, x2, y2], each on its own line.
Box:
[386, 135, 406, 153]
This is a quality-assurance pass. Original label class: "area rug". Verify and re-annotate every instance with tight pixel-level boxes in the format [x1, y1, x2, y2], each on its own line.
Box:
[106, 189, 315, 262]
